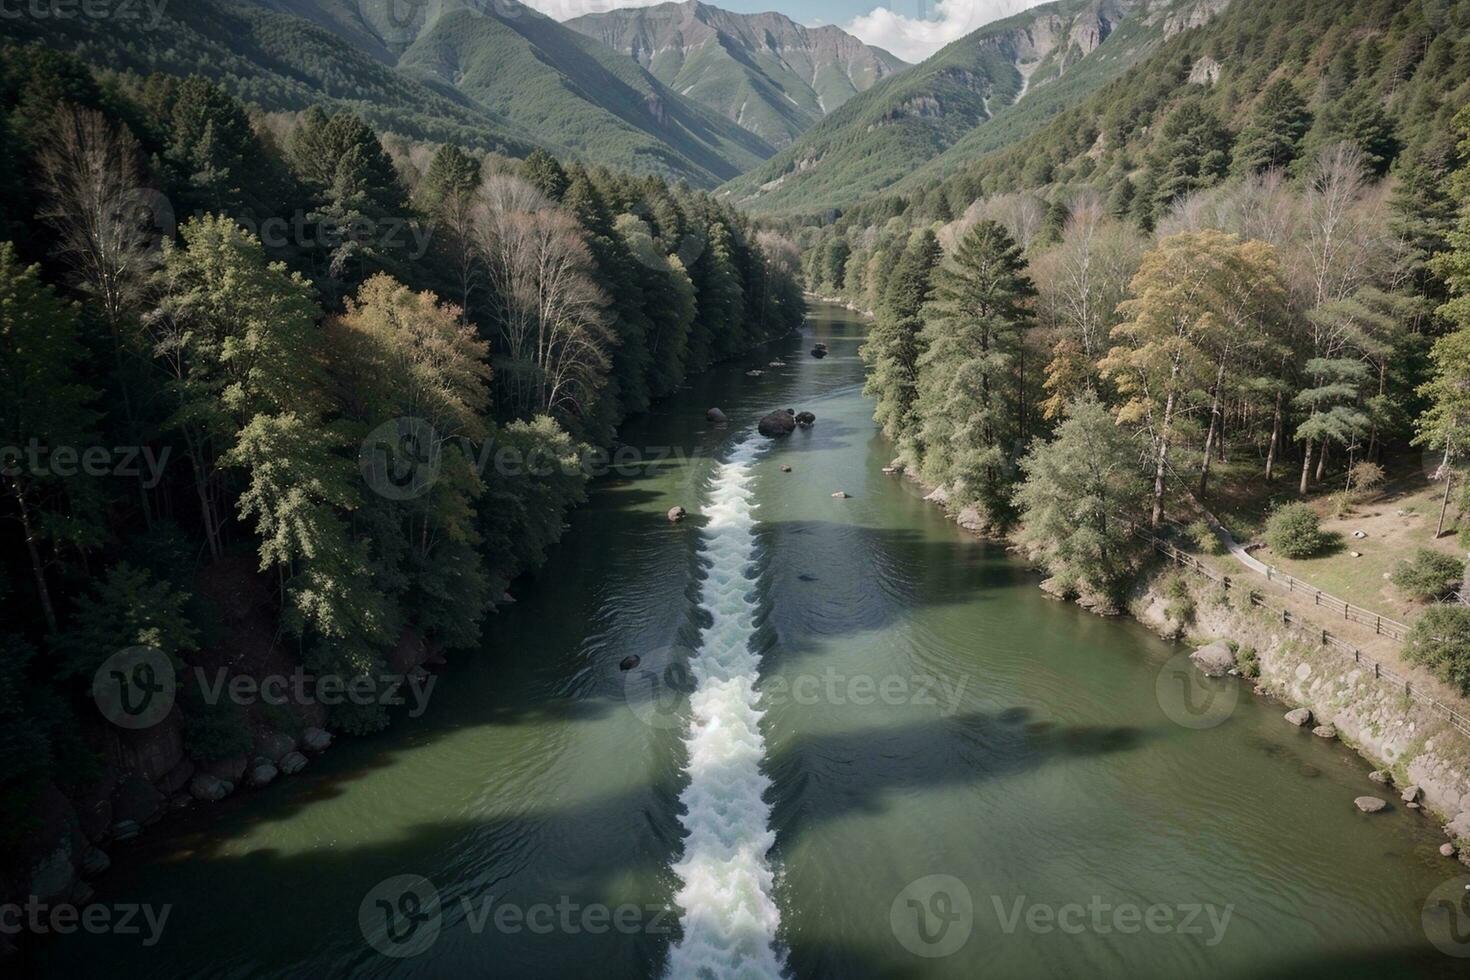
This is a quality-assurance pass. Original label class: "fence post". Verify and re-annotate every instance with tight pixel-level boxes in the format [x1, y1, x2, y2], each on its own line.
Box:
[1375, 615, 1381, 635]
[1320, 629, 1328, 646]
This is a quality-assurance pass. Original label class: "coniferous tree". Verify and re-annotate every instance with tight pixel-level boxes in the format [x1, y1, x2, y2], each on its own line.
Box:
[861, 229, 940, 457]
[913, 221, 1037, 526]
[1234, 79, 1311, 175]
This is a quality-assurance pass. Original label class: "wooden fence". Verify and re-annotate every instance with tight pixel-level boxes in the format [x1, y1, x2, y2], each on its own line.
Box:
[1141, 533, 1470, 740]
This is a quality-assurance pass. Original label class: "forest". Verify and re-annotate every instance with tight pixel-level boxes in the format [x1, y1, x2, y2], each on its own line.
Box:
[0, 41, 804, 851]
[797, 32, 1470, 693]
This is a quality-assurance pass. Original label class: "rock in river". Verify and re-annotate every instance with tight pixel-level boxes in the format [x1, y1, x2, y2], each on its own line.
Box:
[1355, 796, 1387, 813]
[1284, 708, 1313, 727]
[1189, 640, 1235, 678]
[668, 506, 687, 523]
[706, 407, 727, 424]
[620, 655, 640, 671]
[758, 411, 797, 438]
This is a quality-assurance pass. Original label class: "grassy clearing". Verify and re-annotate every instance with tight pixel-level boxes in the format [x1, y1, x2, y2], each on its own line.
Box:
[1173, 457, 1468, 621]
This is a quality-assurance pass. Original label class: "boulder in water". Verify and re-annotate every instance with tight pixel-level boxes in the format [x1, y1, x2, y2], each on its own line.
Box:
[1368, 770, 1392, 785]
[780, 465, 792, 473]
[619, 655, 640, 671]
[1284, 708, 1313, 727]
[1355, 796, 1387, 813]
[1313, 724, 1337, 739]
[278, 751, 308, 776]
[795, 411, 815, 428]
[831, 491, 850, 499]
[706, 407, 727, 424]
[758, 411, 797, 438]
[810, 348, 827, 359]
[668, 506, 687, 523]
[1190, 640, 1235, 678]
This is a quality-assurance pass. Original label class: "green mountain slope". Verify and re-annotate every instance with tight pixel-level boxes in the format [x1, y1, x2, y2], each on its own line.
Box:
[0, 0, 776, 187]
[0, 0, 541, 155]
[397, 3, 775, 184]
[720, 0, 1226, 214]
[567, 0, 908, 148]
[864, 0, 1470, 227]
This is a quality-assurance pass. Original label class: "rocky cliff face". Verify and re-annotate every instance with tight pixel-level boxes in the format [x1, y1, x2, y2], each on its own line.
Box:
[567, 0, 907, 147]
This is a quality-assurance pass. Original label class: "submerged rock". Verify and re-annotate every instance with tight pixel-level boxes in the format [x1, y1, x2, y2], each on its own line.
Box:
[619, 655, 640, 671]
[810, 348, 827, 359]
[1284, 708, 1313, 727]
[795, 411, 816, 428]
[1355, 796, 1388, 813]
[706, 407, 727, 424]
[1313, 724, 1337, 739]
[831, 491, 850, 499]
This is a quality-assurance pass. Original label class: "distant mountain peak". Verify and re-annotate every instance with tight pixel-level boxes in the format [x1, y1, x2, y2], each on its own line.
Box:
[567, 1, 908, 148]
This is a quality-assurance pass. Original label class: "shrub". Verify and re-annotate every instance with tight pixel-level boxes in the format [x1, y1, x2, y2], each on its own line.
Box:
[1404, 605, 1470, 695]
[1187, 519, 1221, 554]
[1264, 503, 1326, 558]
[1348, 461, 1385, 500]
[1235, 645, 1260, 679]
[1390, 549, 1465, 601]
[1162, 573, 1195, 627]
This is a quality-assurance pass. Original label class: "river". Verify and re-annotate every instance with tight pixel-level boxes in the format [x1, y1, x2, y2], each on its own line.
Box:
[35, 303, 1467, 978]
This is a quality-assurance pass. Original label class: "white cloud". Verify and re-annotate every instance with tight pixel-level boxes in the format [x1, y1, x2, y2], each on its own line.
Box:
[842, 0, 1044, 63]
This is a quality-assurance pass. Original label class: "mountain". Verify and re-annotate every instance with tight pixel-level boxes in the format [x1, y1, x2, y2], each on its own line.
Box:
[566, 1, 908, 148]
[0, 0, 776, 187]
[719, 0, 1228, 214]
[859, 0, 1470, 227]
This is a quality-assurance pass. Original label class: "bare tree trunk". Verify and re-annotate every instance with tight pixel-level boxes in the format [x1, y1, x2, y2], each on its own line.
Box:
[1198, 359, 1226, 497]
[11, 482, 58, 633]
[1315, 440, 1329, 481]
[1151, 388, 1176, 528]
[1265, 390, 1282, 481]
[1437, 467, 1454, 539]
[1299, 440, 1314, 495]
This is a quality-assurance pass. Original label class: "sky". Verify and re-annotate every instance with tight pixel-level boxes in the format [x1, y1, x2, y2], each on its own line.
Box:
[521, 0, 1046, 63]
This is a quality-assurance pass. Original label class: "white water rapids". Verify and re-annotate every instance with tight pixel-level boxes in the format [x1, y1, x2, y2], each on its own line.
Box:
[664, 439, 785, 979]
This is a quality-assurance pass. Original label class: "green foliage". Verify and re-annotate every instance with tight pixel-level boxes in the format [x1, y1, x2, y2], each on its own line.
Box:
[914, 221, 1037, 524]
[1015, 394, 1147, 605]
[1264, 502, 1327, 559]
[1234, 79, 1311, 175]
[861, 230, 941, 455]
[56, 563, 198, 681]
[1390, 549, 1465, 601]
[1404, 605, 1470, 696]
[1235, 645, 1260, 680]
[1187, 520, 1222, 555]
[1162, 573, 1195, 627]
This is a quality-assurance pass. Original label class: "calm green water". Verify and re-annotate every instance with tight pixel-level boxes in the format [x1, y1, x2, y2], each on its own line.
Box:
[34, 304, 1468, 979]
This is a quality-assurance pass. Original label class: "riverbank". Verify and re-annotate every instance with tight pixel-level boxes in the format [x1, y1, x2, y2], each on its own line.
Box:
[897, 462, 1470, 865]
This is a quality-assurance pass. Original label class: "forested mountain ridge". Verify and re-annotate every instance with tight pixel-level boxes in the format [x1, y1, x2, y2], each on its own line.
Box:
[0, 0, 777, 187]
[567, 0, 908, 148]
[834, 0, 1470, 226]
[719, 0, 1225, 215]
